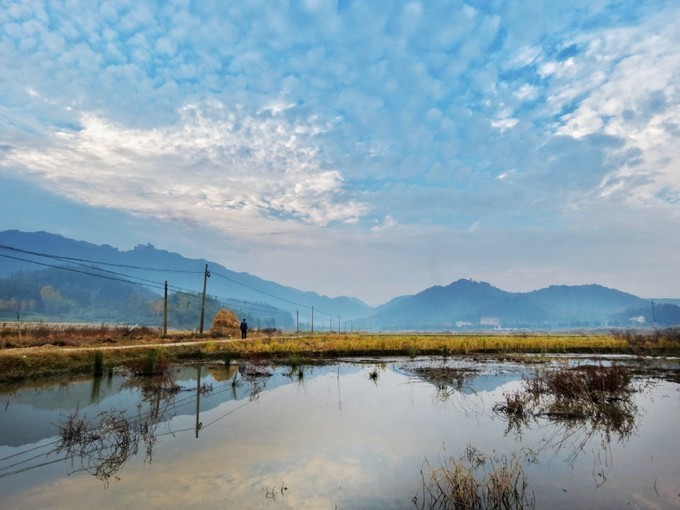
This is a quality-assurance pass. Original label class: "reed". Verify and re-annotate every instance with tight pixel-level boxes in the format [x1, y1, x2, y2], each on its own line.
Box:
[416, 445, 534, 509]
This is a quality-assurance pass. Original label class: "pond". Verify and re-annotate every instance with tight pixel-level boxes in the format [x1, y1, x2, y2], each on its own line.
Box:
[1, 356, 679, 509]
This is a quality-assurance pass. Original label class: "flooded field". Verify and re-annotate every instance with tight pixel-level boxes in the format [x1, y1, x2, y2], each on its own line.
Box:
[1, 356, 679, 509]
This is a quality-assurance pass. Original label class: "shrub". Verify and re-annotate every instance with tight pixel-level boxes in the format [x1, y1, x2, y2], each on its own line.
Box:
[126, 348, 170, 376]
[526, 364, 630, 402]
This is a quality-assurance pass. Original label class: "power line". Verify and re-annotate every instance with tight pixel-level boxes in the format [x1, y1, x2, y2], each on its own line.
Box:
[1, 242, 338, 321]
[0, 244, 203, 274]
[0, 379, 250, 479]
[211, 270, 336, 317]
[0, 253, 165, 292]
[0, 252, 294, 320]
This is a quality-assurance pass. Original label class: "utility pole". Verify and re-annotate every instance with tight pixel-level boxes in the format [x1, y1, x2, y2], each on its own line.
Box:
[311, 306, 314, 333]
[651, 300, 657, 332]
[296, 311, 299, 333]
[195, 366, 202, 438]
[163, 280, 168, 336]
[330, 318, 332, 332]
[199, 264, 210, 335]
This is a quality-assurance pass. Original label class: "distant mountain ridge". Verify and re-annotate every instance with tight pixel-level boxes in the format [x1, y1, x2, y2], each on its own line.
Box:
[358, 279, 662, 330]
[1, 230, 677, 330]
[0, 230, 373, 324]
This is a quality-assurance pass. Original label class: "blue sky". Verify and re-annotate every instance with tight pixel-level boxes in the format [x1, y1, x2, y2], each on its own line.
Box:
[1, 0, 679, 305]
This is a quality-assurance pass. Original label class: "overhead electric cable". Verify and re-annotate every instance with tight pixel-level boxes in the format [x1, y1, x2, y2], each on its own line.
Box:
[0, 253, 165, 292]
[0, 244, 203, 274]
[211, 270, 336, 317]
[1, 242, 332, 320]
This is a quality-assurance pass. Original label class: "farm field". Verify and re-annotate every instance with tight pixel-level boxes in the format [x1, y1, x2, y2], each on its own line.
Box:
[1, 322, 678, 384]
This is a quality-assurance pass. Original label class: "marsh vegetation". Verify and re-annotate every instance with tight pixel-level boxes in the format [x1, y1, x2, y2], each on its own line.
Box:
[2, 323, 679, 384]
[1, 356, 678, 508]
[416, 445, 535, 510]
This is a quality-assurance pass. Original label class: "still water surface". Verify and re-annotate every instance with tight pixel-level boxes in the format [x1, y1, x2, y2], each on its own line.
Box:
[1, 356, 678, 509]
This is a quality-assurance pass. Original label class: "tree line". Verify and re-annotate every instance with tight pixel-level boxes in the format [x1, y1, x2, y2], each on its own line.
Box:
[0, 267, 293, 330]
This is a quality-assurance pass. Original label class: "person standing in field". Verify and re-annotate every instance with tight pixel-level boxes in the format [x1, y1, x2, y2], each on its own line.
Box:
[240, 319, 248, 339]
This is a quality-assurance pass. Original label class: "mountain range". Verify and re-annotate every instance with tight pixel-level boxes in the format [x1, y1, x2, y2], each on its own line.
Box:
[1, 230, 677, 331]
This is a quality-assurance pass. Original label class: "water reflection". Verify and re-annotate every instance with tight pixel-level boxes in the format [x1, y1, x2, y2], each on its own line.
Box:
[399, 361, 489, 420]
[51, 370, 213, 486]
[57, 407, 156, 486]
[0, 358, 678, 509]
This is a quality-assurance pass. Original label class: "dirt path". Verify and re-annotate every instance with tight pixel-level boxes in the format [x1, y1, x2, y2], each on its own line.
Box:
[0, 337, 250, 356]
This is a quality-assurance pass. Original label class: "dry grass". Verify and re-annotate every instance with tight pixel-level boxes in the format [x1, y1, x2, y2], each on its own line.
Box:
[1, 327, 677, 384]
[493, 363, 638, 445]
[524, 364, 631, 403]
[0, 322, 161, 348]
[209, 332, 630, 358]
[416, 445, 535, 509]
[209, 309, 240, 337]
[611, 327, 680, 353]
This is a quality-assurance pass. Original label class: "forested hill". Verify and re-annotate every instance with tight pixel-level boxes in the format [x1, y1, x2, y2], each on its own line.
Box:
[0, 230, 372, 326]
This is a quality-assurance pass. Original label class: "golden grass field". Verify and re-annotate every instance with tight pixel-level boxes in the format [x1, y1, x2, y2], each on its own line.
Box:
[1, 322, 678, 384]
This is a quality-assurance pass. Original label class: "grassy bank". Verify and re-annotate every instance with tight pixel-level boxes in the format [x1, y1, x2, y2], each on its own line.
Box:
[1, 324, 678, 384]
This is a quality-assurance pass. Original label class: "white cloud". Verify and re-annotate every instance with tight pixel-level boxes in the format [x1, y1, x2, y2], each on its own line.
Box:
[491, 116, 519, 132]
[2, 101, 369, 233]
[1, 0, 679, 303]
[514, 84, 539, 101]
[552, 8, 680, 209]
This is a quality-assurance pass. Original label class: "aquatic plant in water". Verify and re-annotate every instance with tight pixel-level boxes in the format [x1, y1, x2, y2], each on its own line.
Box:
[493, 363, 639, 478]
[415, 445, 535, 509]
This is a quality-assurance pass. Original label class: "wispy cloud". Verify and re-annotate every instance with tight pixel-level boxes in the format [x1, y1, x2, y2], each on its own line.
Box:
[3, 101, 368, 231]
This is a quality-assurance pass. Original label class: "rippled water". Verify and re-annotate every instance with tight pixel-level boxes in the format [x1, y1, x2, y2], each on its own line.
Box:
[1, 356, 678, 509]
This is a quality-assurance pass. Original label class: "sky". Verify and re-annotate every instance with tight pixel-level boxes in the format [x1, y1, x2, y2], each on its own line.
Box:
[1, 0, 679, 305]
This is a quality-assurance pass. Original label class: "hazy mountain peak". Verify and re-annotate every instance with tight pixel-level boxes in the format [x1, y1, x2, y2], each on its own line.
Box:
[1, 230, 677, 331]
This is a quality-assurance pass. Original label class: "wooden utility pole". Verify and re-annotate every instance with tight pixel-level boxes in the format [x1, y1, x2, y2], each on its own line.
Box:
[199, 264, 210, 335]
[311, 306, 314, 333]
[163, 280, 168, 336]
[296, 311, 299, 333]
[195, 366, 202, 438]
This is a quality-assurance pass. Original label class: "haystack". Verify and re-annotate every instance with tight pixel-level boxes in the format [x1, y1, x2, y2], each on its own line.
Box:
[210, 309, 241, 337]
